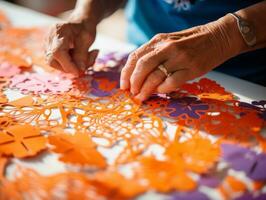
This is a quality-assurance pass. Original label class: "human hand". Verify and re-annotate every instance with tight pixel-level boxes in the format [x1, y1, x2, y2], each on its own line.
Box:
[120, 15, 244, 102]
[45, 16, 98, 76]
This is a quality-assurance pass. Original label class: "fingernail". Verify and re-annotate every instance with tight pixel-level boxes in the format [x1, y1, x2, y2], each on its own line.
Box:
[78, 62, 86, 71]
[131, 89, 139, 95]
[120, 80, 128, 90]
[134, 94, 145, 102]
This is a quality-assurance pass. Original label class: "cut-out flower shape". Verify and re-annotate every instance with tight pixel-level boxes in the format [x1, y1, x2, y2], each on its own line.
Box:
[48, 132, 106, 167]
[178, 78, 233, 100]
[91, 71, 120, 97]
[0, 124, 47, 158]
[167, 97, 209, 119]
[10, 73, 72, 94]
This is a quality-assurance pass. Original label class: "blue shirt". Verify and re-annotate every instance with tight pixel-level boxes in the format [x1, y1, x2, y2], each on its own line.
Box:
[125, 0, 266, 85]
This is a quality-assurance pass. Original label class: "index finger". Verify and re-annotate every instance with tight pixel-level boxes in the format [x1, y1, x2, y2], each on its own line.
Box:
[54, 50, 79, 75]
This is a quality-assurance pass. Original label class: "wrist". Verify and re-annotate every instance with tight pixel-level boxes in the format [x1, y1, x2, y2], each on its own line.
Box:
[206, 14, 247, 60]
[69, 0, 104, 25]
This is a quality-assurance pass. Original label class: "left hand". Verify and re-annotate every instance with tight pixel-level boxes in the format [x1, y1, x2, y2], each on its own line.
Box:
[120, 15, 243, 102]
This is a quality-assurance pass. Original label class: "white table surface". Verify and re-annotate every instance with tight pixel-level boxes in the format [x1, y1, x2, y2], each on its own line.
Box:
[0, 1, 265, 200]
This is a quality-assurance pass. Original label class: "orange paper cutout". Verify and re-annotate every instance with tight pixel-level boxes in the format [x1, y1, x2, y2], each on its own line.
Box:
[48, 132, 106, 167]
[0, 124, 47, 158]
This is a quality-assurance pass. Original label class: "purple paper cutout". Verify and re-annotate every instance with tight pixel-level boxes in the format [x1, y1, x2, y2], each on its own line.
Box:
[167, 97, 209, 119]
[91, 71, 120, 97]
[171, 191, 209, 200]
[239, 100, 266, 120]
[236, 193, 266, 200]
[198, 175, 221, 188]
[221, 143, 266, 181]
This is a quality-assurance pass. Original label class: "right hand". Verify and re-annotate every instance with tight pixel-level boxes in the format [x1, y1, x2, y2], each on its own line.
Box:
[45, 18, 99, 76]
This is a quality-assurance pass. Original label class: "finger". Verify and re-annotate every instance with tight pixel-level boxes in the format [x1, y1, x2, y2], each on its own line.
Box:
[49, 59, 64, 72]
[54, 50, 79, 76]
[134, 69, 166, 102]
[120, 41, 158, 90]
[87, 49, 99, 67]
[156, 69, 191, 94]
[129, 49, 168, 95]
[73, 33, 95, 71]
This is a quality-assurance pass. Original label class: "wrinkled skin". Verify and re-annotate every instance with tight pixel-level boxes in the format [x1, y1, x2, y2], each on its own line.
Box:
[45, 19, 98, 76]
[120, 17, 242, 102]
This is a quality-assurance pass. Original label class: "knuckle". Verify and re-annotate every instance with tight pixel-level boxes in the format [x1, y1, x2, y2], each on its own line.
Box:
[121, 66, 129, 75]
[136, 57, 148, 69]
[130, 74, 137, 85]
[128, 52, 138, 61]
[153, 33, 167, 41]
[164, 42, 178, 52]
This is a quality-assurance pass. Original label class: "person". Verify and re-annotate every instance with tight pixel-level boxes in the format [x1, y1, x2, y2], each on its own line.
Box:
[45, 0, 266, 102]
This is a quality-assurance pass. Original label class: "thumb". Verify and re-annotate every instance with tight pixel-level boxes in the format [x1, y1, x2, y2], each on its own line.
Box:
[87, 49, 99, 67]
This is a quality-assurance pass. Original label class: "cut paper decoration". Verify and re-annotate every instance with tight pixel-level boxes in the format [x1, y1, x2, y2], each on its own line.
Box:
[0, 9, 266, 200]
[48, 132, 106, 167]
[0, 124, 47, 158]
[0, 10, 10, 29]
[0, 156, 8, 178]
[167, 97, 209, 119]
[165, 135, 221, 173]
[217, 175, 248, 200]
[171, 191, 209, 200]
[10, 73, 73, 94]
[0, 52, 32, 68]
[135, 156, 196, 192]
[91, 71, 120, 97]
[222, 143, 266, 181]
[0, 62, 21, 77]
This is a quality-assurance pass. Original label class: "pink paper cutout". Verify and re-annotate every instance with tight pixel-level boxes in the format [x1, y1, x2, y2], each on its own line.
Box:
[0, 62, 21, 78]
[10, 73, 72, 94]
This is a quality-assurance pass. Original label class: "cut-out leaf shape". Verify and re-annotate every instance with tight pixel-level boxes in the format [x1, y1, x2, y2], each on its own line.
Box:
[136, 156, 196, 192]
[165, 136, 220, 173]
[0, 124, 47, 158]
[48, 133, 106, 167]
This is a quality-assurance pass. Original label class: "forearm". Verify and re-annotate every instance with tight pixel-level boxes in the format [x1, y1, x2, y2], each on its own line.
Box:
[235, 1, 266, 51]
[215, 1, 266, 58]
[70, 0, 125, 25]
